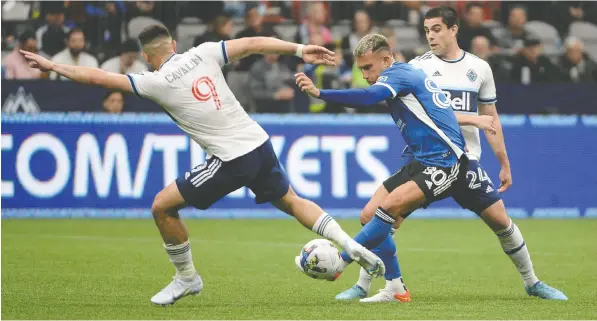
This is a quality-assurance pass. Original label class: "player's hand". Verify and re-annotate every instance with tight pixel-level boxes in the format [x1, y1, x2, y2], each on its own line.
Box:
[20, 49, 54, 72]
[301, 45, 336, 66]
[498, 166, 512, 193]
[295, 72, 321, 98]
[476, 115, 497, 135]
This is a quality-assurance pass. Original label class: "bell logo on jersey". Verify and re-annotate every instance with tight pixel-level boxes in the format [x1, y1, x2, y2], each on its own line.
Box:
[441, 90, 477, 112]
[443, 91, 471, 111]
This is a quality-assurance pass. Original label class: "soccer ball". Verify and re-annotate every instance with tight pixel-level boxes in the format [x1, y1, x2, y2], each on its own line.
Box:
[295, 239, 343, 281]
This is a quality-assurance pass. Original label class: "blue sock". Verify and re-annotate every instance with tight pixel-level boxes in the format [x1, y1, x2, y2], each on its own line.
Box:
[372, 231, 402, 280]
[340, 207, 395, 262]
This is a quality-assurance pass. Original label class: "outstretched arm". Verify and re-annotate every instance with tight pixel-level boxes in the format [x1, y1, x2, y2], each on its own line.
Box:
[295, 72, 392, 107]
[224, 37, 335, 66]
[20, 50, 132, 92]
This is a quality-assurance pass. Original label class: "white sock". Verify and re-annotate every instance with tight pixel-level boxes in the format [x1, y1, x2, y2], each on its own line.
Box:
[164, 241, 197, 281]
[311, 213, 352, 247]
[386, 277, 407, 295]
[496, 219, 539, 287]
[356, 267, 373, 293]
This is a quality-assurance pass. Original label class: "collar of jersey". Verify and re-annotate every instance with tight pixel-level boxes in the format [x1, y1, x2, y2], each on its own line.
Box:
[436, 50, 466, 63]
[159, 53, 177, 69]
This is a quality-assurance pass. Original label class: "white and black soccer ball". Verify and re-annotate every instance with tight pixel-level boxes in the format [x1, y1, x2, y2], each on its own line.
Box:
[295, 239, 342, 281]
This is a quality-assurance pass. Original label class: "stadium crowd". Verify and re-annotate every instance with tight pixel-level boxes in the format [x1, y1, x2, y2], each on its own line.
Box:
[2, 0, 597, 113]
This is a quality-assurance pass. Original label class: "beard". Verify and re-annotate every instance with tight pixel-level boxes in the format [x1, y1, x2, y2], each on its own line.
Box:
[69, 48, 83, 57]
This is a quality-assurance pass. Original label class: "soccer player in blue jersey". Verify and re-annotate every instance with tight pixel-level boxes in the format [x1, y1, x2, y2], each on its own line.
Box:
[296, 31, 567, 302]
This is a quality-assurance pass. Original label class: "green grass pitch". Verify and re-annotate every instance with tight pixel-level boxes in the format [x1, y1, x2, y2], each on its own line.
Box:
[2, 218, 596, 319]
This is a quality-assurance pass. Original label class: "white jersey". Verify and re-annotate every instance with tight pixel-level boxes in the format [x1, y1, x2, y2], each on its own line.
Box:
[127, 41, 268, 161]
[409, 50, 497, 160]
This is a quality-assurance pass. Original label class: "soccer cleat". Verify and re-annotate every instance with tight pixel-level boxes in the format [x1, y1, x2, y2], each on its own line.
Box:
[335, 285, 368, 300]
[151, 273, 203, 306]
[525, 281, 568, 300]
[360, 288, 412, 303]
[342, 240, 386, 278]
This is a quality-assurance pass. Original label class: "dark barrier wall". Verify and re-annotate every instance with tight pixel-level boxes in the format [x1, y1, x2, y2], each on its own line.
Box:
[2, 80, 597, 114]
[2, 113, 596, 219]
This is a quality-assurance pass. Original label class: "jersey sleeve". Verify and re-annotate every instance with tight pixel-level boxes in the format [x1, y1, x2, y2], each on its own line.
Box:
[478, 62, 497, 104]
[408, 58, 422, 69]
[126, 71, 164, 100]
[372, 68, 411, 99]
[190, 41, 229, 68]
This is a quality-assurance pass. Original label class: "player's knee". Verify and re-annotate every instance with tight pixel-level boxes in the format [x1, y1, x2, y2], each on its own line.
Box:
[151, 193, 169, 220]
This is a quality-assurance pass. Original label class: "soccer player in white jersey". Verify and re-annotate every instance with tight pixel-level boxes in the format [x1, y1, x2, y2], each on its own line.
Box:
[20, 24, 386, 305]
[335, 6, 567, 302]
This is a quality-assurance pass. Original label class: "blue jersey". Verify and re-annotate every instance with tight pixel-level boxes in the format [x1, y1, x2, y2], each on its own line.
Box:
[373, 62, 466, 167]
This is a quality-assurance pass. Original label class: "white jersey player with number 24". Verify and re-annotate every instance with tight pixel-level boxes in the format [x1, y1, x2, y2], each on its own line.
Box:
[409, 50, 496, 160]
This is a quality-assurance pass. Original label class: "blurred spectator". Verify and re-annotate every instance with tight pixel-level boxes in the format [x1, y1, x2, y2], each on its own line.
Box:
[471, 35, 510, 82]
[510, 37, 563, 84]
[101, 39, 148, 74]
[544, 2, 597, 38]
[50, 28, 99, 80]
[498, 6, 533, 54]
[457, 2, 497, 52]
[194, 15, 233, 46]
[195, 15, 233, 78]
[36, 3, 70, 56]
[82, 1, 125, 55]
[127, 1, 177, 31]
[223, 0, 250, 18]
[295, 2, 332, 45]
[340, 10, 376, 68]
[235, 3, 279, 71]
[379, 27, 406, 63]
[3, 31, 42, 79]
[103, 91, 124, 113]
[249, 54, 295, 113]
[364, 0, 407, 24]
[559, 37, 597, 83]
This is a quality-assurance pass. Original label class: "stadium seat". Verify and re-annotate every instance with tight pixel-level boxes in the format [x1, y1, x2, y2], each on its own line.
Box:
[128, 17, 166, 39]
[331, 25, 351, 40]
[525, 20, 561, 48]
[1, 1, 30, 21]
[273, 23, 298, 41]
[482, 20, 503, 29]
[386, 19, 406, 27]
[394, 26, 423, 51]
[176, 23, 207, 53]
[585, 44, 597, 63]
[569, 21, 597, 43]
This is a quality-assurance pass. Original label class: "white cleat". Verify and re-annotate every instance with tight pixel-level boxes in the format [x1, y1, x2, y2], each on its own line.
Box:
[359, 288, 412, 303]
[151, 273, 203, 306]
[342, 240, 386, 278]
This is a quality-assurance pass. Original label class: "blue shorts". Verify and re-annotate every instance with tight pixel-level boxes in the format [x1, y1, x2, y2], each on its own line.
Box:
[176, 139, 290, 210]
[452, 159, 502, 214]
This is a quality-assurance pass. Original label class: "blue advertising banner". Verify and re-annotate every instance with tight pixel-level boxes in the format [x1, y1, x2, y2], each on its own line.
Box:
[2, 113, 596, 218]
